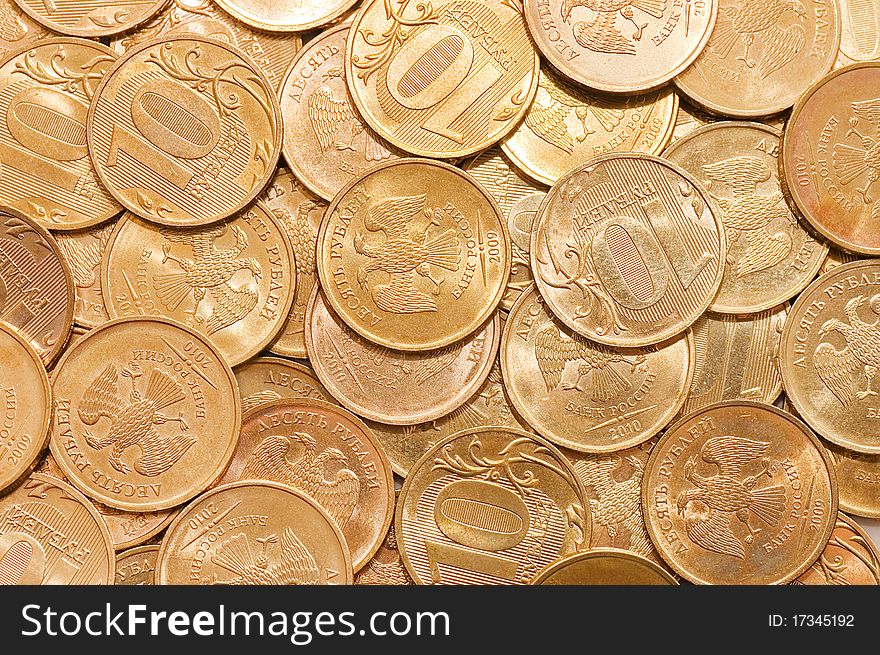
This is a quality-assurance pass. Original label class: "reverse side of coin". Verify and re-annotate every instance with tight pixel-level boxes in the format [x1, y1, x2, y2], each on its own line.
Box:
[356, 499, 413, 585]
[835, 0, 880, 67]
[214, 0, 356, 31]
[820, 248, 859, 275]
[531, 548, 678, 585]
[56, 219, 117, 328]
[13, 0, 167, 37]
[115, 544, 159, 585]
[0, 0, 48, 58]
[794, 513, 880, 585]
[234, 356, 332, 414]
[824, 440, 880, 519]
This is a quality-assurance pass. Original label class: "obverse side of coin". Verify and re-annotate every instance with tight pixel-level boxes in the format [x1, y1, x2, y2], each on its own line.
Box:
[306, 289, 498, 425]
[56, 220, 116, 328]
[531, 548, 677, 585]
[234, 356, 332, 414]
[357, 507, 413, 585]
[88, 36, 281, 226]
[782, 63, 880, 255]
[531, 154, 725, 347]
[643, 401, 837, 585]
[214, 0, 356, 31]
[502, 70, 678, 185]
[524, 0, 716, 94]
[13, 0, 167, 37]
[671, 102, 711, 143]
[102, 209, 295, 367]
[835, 0, 880, 67]
[280, 25, 397, 202]
[502, 286, 692, 452]
[346, 0, 539, 158]
[157, 481, 352, 585]
[0, 473, 114, 583]
[49, 317, 241, 511]
[398, 427, 589, 585]
[794, 513, 880, 584]
[115, 544, 159, 584]
[0, 0, 48, 58]
[317, 159, 510, 351]
[665, 123, 826, 312]
[824, 439, 880, 519]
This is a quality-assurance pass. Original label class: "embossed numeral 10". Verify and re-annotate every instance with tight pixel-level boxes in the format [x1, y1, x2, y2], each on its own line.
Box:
[690, 315, 770, 401]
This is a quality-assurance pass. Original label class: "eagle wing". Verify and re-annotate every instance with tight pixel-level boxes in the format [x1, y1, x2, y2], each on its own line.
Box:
[307, 86, 355, 151]
[77, 363, 123, 424]
[758, 23, 805, 79]
[211, 533, 255, 578]
[706, 7, 741, 59]
[56, 222, 112, 287]
[851, 97, 880, 132]
[133, 428, 196, 477]
[525, 96, 574, 154]
[204, 281, 259, 335]
[241, 390, 282, 414]
[357, 559, 411, 585]
[685, 508, 745, 559]
[573, 455, 618, 500]
[414, 345, 461, 385]
[700, 435, 770, 478]
[534, 326, 581, 391]
[241, 435, 297, 486]
[159, 223, 227, 261]
[372, 270, 437, 314]
[572, 9, 636, 55]
[366, 195, 426, 240]
[314, 467, 360, 529]
[814, 341, 862, 406]
[588, 99, 626, 133]
[271, 527, 321, 585]
[702, 156, 767, 198]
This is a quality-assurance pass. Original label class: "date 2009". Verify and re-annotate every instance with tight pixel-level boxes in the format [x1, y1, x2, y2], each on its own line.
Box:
[769, 615, 854, 628]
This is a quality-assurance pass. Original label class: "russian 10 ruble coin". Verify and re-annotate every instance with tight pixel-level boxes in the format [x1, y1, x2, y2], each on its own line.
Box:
[824, 440, 880, 519]
[55, 219, 117, 329]
[115, 544, 159, 585]
[234, 356, 333, 414]
[213, 0, 356, 32]
[12, 0, 167, 37]
[793, 513, 880, 585]
[0, 0, 48, 58]
[531, 548, 677, 585]
[835, 0, 880, 67]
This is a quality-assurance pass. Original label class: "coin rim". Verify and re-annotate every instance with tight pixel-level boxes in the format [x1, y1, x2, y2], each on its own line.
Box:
[530, 546, 679, 585]
[114, 543, 160, 584]
[795, 512, 880, 584]
[233, 355, 330, 401]
[827, 441, 880, 519]
[213, 0, 357, 32]
[12, 0, 170, 38]
[111, 506, 180, 551]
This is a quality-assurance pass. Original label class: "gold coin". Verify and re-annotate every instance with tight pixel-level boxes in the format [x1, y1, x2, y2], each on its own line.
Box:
[0, 323, 49, 494]
[346, 0, 540, 158]
[781, 261, 880, 453]
[115, 544, 159, 584]
[214, 0, 356, 32]
[681, 306, 785, 415]
[531, 548, 678, 585]
[306, 288, 499, 425]
[49, 317, 241, 511]
[234, 356, 332, 414]
[156, 480, 353, 584]
[824, 441, 880, 519]
[398, 426, 589, 585]
[642, 401, 838, 585]
[280, 25, 398, 202]
[56, 219, 117, 329]
[219, 398, 394, 572]
[503, 285, 692, 452]
[835, 0, 880, 67]
[501, 69, 678, 186]
[0, 0, 49, 58]
[531, 154, 726, 347]
[316, 159, 510, 351]
[12, 0, 167, 37]
[781, 63, 880, 255]
[357, 495, 413, 585]
[794, 513, 880, 585]
[101, 209, 295, 367]
[88, 35, 281, 227]
[0, 207, 74, 365]
[820, 248, 859, 275]
[664, 122, 827, 312]
[671, 101, 711, 143]
[0, 473, 114, 583]
[523, 0, 716, 94]
[260, 168, 326, 359]
[461, 147, 546, 312]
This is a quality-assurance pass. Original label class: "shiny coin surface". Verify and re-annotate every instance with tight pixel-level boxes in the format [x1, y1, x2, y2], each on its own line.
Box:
[346, 0, 539, 158]
[782, 63, 880, 255]
[502, 286, 693, 452]
[501, 70, 677, 186]
[675, 0, 839, 117]
[234, 356, 332, 414]
[219, 398, 394, 572]
[316, 159, 510, 351]
[398, 426, 589, 585]
[157, 481, 353, 585]
[115, 544, 159, 585]
[523, 0, 716, 94]
[819, 248, 859, 275]
[824, 441, 880, 519]
[280, 25, 397, 202]
[836, 0, 880, 66]
[0, 39, 120, 229]
[0, 473, 114, 583]
[531, 154, 725, 347]
[49, 317, 241, 511]
[643, 401, 838, 585]
[357, 503, 413, 585]
[214, 0, 355, 31]
[13, 0, 167, 37]
[101, 209, 295, 367]
[306, 288, 498, 425]
[56, 219, 116, 328]
[671, 102, 711, 143]
[781, 261, 880, 453]
[0, 0, 48, 58]
[88, 36, 281, 226]
[531, 548, 677, 585]
[794, 513, 880, 585]
[0, 323, 50, 494]
[664, 122, 826, 312]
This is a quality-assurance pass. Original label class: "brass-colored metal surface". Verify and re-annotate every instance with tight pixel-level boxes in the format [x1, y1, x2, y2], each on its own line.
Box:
[824, 440, 880, 519]
[56, 219, 116, 328]
[115, 544, 159, 585]
[213, 0, 356, 32]
[234, 356, 332, 414]
[13, 0, 167, 38]
[794, 513, 880, 585]
[531, 548, 678, 585]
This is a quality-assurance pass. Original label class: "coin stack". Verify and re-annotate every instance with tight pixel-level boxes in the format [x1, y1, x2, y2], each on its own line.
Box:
[0, 0, 877, 587]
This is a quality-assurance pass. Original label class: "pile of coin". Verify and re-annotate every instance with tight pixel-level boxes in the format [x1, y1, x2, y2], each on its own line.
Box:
[0, 0, 878, 587]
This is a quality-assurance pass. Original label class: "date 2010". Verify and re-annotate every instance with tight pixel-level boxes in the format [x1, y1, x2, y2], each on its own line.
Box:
[769, 615, 854, 628]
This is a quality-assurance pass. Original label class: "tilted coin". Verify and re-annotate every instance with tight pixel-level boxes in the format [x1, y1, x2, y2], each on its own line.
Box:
[234, 356, 332, 414]
[794, 513, 880, 585]
[157, 481, 353, 585]
[101, 209, 295, 367]
[523, 0, 716, 94]
[56, 219, 116, 328]
[531, 154, 726, 347]
[306, 288, 499, 425]
[398, 427, 589, 585]
[12, 0, 167, 37]
[664, 122, 826, 312]
[280, 25, 397, 202]
[219, 398, 394, 572]
[316, 159, 510, 351]
[531, 548, 677, 585]
[781, 261, 880, 453]
[357, 496, 413, 585]
[49, 317, 241, 511]
[824, 440, 880, 519]
[834, 0, 880, 67]
[346, 0, 540, 158]
[501, 69, 678, 186]
[820, 249, 861, 276]
[643, 401, 838, 585]
[214, 0, 356, 31]
[115, 544, 159, 585]
[781, 63, 880, 255]
[88, 36, 281, 226]
[0, 0, 48, 58]
[0, 473, 114, 583]
[671, 101, 711, 143]
[502, 286, 693, 452]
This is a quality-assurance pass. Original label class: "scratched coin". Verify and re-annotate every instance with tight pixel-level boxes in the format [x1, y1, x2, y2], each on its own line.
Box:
[234, 356, 332, 414]
[316, 159, 510, 351]
[101, 208, 295, 367]
[115, 544, 159, 584]
[531, 154, 726, 347]
[824, 441, 880, 519]
[835, 0, 880, 67]
[156, 481, 353, 585]
[357, 490, 413, 585]
[398, 426, 589, 585]
[0, 473, 114, 584]
[88, 36, 281, 226]
[12, 0, 167, 37]
[794, 513, 880, 585]
[0, 0, 49, 58]
[642, 401, 837, 585]
[531, 548, 678, 585]
[214, 0, 357, 31]
[48, 317, 241, 512]
[346, 0, 540, 159]
[56, 219, 117, 328]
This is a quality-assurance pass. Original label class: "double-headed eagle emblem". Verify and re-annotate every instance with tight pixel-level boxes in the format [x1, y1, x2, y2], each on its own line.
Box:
[833, 97, 880, 221]
[211, 528, 321, 585]
[560, 0, 667, 55]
